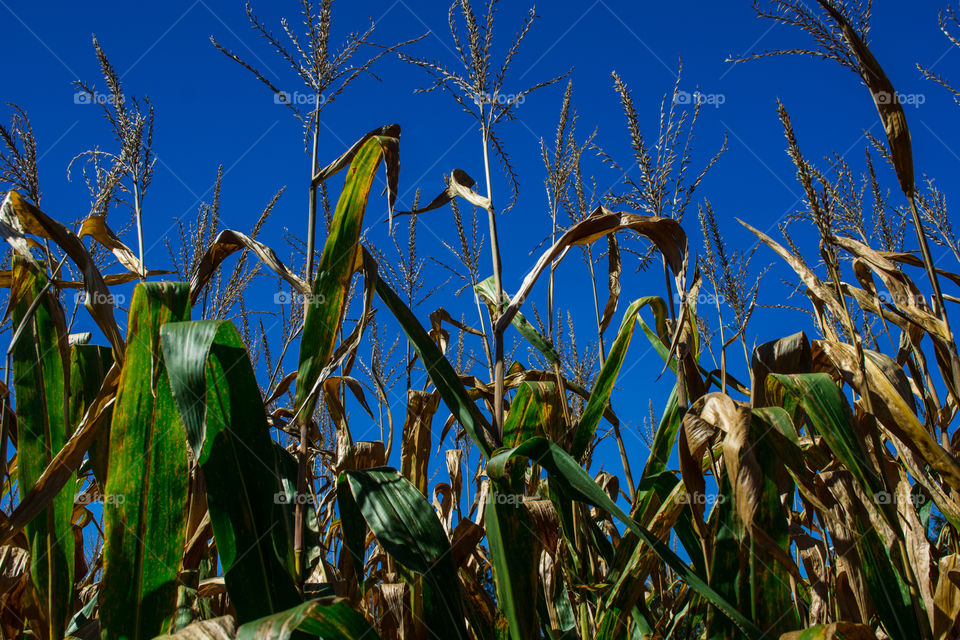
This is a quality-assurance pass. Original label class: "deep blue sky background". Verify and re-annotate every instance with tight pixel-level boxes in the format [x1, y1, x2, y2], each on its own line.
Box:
[3, 1, 960, 485]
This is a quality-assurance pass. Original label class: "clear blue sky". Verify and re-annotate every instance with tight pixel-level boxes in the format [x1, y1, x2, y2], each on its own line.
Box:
[3, 1, 959, 478]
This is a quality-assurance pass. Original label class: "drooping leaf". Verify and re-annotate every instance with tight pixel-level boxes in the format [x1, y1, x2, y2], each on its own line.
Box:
[815, 0, 914, 195]
[395, 168, 490, 216]
[374, 266, 496, 458]
[78, 214, 149, 278]
[750, 332, 812, 408]
[336, 467, 468, 639]
[235, 598, 377, 640]
[1, 191, 125, 358]
[161, 320, 302, 623]
[495, 206, 688, 335]
[189, 230, 309, 305]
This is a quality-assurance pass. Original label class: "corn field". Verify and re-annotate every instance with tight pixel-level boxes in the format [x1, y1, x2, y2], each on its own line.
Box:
[1, 0, 960, 638]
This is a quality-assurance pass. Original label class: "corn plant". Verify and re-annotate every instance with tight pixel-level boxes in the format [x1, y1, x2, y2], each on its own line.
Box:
[0, 1, 959, 639]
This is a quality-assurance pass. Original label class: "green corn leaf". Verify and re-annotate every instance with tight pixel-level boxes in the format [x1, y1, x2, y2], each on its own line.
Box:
[101, 281, 191, 640]
[855, 527, 920, 640]
[767, 373, 884, 497]
[476, 275, 559, 364]
[748, 413, 800, 635]
[631, 469, 704, 576]
[161, 320, 302, 623]
[235, 597, 378, 640]
[485, 492, 538, 640]
[778, 622, 876, 640]
[65, 592, 98, 638]
[10, 257, 74, 640]
[502, 381, 558, 449]
[69, 344, 113, 489]
[756, 384, 925, 638]
[638, 386, 681, 479]
[572, 297, 663, 460]
[704, 473, 743, 640]
[337, 467, 468, 639]
[598, 473, 703, 636]
[487, 437, 763, 640]
[294, 134, 390, 422]
[374, 268, 495, 459]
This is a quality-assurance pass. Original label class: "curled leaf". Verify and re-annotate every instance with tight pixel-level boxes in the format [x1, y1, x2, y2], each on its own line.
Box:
[190, 229, 309, 304]
[496, 205, 687, 334]
[1, 191, 124, 359]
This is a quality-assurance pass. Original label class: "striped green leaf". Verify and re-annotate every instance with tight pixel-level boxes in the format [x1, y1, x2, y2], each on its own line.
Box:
[475, 275, 559, 364]
[485, 492, 538, 640]
[293, 134, 390, 422]
[10, 257, 75, 640]
[502, 382, 558, 449]
[101, 281, 191, 640]
[767, 373, 884, 497]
